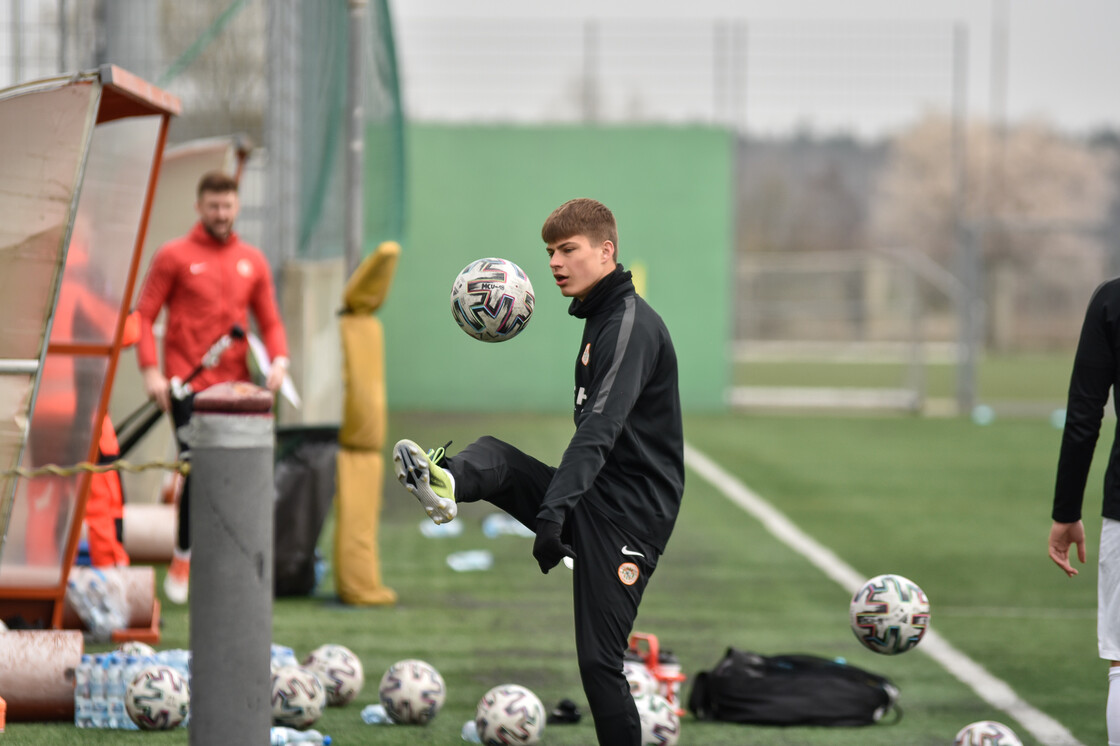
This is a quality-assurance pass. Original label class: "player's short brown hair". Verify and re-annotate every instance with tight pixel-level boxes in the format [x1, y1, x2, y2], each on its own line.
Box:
[542, 198, 618, 257]
[197, 171, 239, 199]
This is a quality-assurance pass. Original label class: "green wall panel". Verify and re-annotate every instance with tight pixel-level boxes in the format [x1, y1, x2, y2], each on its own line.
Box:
[380, 124, 732, 413]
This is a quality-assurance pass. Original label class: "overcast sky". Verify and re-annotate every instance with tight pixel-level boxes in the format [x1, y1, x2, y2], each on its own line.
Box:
[392, 0, 1120, 135]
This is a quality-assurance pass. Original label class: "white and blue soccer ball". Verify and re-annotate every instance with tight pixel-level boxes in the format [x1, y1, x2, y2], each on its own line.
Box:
[378, 658, 446, 724]
[634, 692, 681, 746]
[303, 643, 364, 706]
[953, 720, 1024, 745]
[125, 664, 190, 730]
[450, 257, 535, 342]
[849, 573, 931, 655]
[270, 664, 326, 728]
[475, 683, 546, 745]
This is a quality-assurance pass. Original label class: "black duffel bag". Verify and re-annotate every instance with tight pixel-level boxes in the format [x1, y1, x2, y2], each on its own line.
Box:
[688, 647, 901, 727]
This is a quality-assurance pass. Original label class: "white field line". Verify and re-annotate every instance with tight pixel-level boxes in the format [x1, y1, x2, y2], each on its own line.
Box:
[683, 442, 1085, 746]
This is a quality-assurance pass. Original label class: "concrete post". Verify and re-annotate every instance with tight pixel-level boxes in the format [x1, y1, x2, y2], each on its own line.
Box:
[184, 382, 274, 746]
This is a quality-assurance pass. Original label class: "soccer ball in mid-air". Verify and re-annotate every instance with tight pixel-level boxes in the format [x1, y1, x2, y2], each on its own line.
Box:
[634, 692, 681, 746]
[450, 257, 535, 342]
[302, 643, 364, 706]
[271, 664, 326, 728]
[125, 664, 190, 730]
[953, 720, 1024, 745]
[475, 683, 546, 745]
[849, 573, 931, 655]
[378, 659, 446, 724]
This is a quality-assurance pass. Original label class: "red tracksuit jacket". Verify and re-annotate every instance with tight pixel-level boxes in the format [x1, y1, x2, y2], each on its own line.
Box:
[135, 222, 288, 391]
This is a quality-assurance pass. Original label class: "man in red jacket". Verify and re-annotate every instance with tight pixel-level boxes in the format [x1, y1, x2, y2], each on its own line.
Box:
[136, 171, 289, 603]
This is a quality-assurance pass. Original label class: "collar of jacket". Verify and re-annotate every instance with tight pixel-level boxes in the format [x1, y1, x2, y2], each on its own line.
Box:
[569, 264, 634, 319]
[190, 221, 239, 247]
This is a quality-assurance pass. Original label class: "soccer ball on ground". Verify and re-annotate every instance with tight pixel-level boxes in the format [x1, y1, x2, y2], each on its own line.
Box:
[450, 257, 535, 342]
[623, 658, 659, 697]
[953, 720, 1024, 745]
[302, 643, 364, 706]
[125, 664, 190, 730]
[475, 683, 546, 745]
[271, 664, 327, 728]
[378, 658, 446, 724]
[849, 573, 931, 655]
[634, 692, 681, 746]
[117, 641, 157, 658]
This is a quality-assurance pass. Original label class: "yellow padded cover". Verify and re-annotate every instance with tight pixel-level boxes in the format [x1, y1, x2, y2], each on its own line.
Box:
[342, 241, 401, 314]
[338, 314, 385, 450]
[333, 448, 397, 606]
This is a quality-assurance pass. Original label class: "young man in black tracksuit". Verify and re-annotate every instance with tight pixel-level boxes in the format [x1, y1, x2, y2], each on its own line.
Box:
[394, 198, 684, 745]
[1049, 277, 1120, 743]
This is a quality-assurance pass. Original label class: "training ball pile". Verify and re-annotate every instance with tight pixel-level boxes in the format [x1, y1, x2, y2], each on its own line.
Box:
[450, 257, 535, 342]
[303, 643, 364, 706]
[954, 720, 1024, 745]
[125, 664, 190, 731]
[635, 692, 681, 746]
[271, 664, 326, 728]
[475, 683, 546, 745]
[378, 658, 446, 724]
[849, 573, 931, 655]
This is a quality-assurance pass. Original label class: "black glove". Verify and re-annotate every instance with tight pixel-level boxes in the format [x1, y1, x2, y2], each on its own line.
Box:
[533, 519, 576, 574]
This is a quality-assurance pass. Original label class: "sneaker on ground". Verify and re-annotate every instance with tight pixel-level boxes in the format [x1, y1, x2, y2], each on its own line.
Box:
[393, 439, 457, 525]
[164, 554, 190, 605]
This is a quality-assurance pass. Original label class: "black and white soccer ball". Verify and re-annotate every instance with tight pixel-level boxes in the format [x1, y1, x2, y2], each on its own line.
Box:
[475, 683, 546, 745]
[270, 664, 326, 728]
[378, 658, 446, 724]
[125, 664, 190, 730]
[303, 643, 364, 706]
[849, 573, 931, 655]
[953, 720, 1024, 745]
[450, 257, 535, 342]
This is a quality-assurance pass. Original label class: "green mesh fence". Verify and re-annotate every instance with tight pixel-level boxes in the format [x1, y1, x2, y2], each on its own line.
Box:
[299, 0, 405, 260]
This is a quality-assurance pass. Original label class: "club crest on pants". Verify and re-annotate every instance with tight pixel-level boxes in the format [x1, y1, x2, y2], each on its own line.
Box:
[617, 562, 640, 586]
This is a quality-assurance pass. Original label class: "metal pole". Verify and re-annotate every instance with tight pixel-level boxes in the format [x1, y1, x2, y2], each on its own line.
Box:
[11, 0, 22, 82]
[185, 383, 274, 746]
[266, 0, 300, 266]
[345, 0, 368, 275]
[950, 22, 976, 416]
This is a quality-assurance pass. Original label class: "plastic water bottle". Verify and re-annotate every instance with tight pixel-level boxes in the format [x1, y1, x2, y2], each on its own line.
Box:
[445, 549, 494, 572]
[360, 703, 394, 724]
[481, 512, 535, 538]
[270, 725, 332, 744]
[74, 656, 94, 727]
[461, 718, 482, 742]
[106, 656, 128, 728]
[89, 655, 109, 728]
[420, 519, 464, 538]
[270, 644, 299, 672]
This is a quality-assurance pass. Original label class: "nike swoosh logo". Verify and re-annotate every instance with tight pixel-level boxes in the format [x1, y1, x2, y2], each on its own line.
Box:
[621, 546, 644, 558]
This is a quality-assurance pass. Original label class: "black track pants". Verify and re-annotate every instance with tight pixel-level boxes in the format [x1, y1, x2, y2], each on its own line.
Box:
[445, 436, 659, 746]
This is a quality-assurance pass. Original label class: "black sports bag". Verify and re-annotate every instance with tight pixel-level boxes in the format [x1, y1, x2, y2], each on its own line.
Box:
[687, 647, 901, 727]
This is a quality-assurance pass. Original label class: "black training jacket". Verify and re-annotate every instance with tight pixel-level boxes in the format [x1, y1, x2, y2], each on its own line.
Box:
[537, 266, 685, 551]
[1054, 277, 1120, 523]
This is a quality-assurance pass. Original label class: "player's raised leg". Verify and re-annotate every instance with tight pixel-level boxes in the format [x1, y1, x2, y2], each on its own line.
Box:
[393, 439, 458, 524]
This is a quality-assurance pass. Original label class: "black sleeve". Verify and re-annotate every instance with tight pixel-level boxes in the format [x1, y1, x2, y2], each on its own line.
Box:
[537, 306, 657, 524]
[1053, 282, 1117, 523]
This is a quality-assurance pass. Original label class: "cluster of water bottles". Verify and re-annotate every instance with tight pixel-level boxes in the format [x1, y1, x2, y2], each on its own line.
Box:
[73, 649, 191, 729]
[66, 567, 128, 642]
